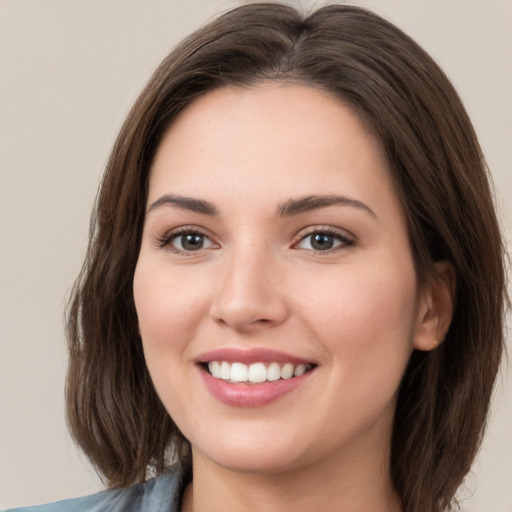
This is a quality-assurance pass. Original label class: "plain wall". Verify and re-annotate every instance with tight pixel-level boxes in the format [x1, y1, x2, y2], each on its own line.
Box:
[1, 0, 510, 509]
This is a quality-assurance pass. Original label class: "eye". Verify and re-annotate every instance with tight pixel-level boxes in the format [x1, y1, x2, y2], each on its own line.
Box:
[173, 232, 212, 251]
[157, 229, 217, 253]
[295, 229, 353, 252]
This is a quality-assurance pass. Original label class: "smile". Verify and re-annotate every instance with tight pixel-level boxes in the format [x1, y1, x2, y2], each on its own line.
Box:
[206, 361, 315, 384]
[196, 348, 318, 407]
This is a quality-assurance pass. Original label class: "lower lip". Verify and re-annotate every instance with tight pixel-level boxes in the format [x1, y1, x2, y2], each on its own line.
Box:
[199, 368, 313, 407]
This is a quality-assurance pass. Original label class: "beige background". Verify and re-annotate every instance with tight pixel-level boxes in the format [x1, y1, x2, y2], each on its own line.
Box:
[1, 0, 510, 510]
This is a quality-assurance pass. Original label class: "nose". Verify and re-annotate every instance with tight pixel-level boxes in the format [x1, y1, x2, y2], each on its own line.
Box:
[209, 245, 289, 332]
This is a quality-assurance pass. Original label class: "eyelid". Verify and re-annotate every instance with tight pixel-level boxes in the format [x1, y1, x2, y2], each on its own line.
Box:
[155, 225, 220, 253]
[292, 225, 355, 252]
[153, 224, 354, 255]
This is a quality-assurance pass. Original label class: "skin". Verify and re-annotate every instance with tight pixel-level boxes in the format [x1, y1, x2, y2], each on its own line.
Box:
[133, 84, 453, 512]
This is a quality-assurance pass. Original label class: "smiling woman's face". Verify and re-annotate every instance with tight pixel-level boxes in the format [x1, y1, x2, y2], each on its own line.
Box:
[133, 84, 433, 476]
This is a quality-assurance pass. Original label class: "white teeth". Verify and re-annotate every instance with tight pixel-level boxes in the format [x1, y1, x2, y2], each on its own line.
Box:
[208, 361, 220, 378]
[248, 362, 267, 383]
[280, 363, 294, 380]
[220, 361, 231, 380]
[206, 361, 313, 383]
[230, 362, 248, 382]
[267, 362, 281, 381]
[294, 364, 306, 377]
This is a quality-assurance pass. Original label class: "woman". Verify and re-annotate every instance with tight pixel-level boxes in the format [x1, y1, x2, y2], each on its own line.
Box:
[7, 3, 507, 512]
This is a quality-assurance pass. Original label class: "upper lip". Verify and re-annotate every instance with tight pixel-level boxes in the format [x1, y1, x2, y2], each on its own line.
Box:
[195, 347, 315, 366]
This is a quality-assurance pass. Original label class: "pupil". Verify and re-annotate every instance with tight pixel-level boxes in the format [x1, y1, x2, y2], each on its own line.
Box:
[182, 234, 203, 250]
[312, 233, 333, 250]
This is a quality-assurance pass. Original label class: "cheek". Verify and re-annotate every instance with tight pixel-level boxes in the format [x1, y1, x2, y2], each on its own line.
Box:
[133, 259, 208, 363]
[299, 261, 419, 440]
[305, 257, 419, 374]
[133, 260, 206, 422]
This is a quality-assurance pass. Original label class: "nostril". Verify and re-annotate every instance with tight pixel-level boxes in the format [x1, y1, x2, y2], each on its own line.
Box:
[209, 283, 289, 330]
[214, 316, 273, 331]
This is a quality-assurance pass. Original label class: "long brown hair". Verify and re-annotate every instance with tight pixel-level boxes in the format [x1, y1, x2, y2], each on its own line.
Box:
[65, 4, 507, 511]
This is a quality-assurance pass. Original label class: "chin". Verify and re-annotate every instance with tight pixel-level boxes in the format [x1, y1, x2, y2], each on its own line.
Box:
[196, 446, 303, 475]
[186, 424, 291, 471]
[187, 420, 335, 477]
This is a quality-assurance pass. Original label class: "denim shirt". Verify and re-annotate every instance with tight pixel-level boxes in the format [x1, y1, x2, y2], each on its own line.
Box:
[4, 463, 189, 512]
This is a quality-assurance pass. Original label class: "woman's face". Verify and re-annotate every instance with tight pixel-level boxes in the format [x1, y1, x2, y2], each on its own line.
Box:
[134, 84, 431, 475]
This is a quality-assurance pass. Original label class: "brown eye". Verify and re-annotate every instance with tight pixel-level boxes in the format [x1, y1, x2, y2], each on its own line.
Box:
[169, 231, 215, 252]
[296, 230, 353, 252]
[176, 233, 204, 250]
[310, 233, 336, 250]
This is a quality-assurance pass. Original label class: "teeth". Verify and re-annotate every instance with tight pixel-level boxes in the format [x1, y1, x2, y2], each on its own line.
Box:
[206, 361, 313, 383]
[220, 361, 231, 380]
[267, 362, 281, 381]
[294, 364, 307, 377]
[230, 362, 248, 382]
[248, 362, 267, 383]
[280, 363, 294, 380]
[208, 361, 220, 378]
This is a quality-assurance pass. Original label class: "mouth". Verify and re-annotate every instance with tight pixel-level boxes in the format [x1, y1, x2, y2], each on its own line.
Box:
[196, 348, 318, 407]
[202, 361, 316, 384]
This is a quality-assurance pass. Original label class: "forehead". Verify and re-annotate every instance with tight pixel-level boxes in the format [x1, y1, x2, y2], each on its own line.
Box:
[148, 84, 398, 218]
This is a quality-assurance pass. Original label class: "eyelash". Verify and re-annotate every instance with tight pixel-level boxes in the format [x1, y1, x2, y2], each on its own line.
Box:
[293, 227, 355, 254]
[155, 227, 216, 255]
[155, 226, 355, 255]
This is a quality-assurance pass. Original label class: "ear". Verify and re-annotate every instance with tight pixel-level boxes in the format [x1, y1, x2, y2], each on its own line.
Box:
[413, 261, 456, 351]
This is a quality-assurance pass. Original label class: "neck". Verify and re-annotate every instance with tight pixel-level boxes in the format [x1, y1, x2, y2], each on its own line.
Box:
[181, 436, 402, 512]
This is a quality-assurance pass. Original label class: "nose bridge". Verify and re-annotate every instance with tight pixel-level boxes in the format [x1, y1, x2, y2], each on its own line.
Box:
[210, 237, 287, 330]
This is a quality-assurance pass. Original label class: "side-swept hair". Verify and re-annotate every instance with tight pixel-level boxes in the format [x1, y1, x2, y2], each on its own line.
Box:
[66, 4, 507, 512]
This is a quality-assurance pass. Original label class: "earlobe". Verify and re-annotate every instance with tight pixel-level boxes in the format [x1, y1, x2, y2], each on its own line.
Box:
[413, 261, 456, 351]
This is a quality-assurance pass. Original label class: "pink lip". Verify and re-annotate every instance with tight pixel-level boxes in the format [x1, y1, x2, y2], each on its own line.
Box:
[199, 368, 313, 408]
[195, 348, 317, 407]
[195, 347, 312, 365]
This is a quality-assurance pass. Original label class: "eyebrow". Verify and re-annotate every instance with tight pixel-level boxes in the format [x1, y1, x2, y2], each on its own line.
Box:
[277, 195, 376, 218]
[147, 194, 219, 216]
[147, 193, 375, 218]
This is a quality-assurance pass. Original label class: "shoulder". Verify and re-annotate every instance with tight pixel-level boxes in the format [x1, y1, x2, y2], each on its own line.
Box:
[4, 464, 187, 512]
[3, 487, 132, 512]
